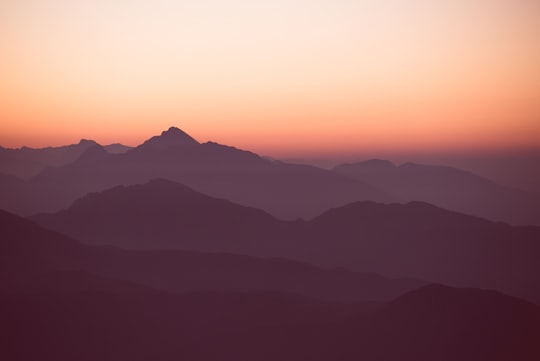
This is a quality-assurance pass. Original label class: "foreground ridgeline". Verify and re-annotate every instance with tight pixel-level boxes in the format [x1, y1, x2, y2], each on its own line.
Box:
[1, 210, 540, 361]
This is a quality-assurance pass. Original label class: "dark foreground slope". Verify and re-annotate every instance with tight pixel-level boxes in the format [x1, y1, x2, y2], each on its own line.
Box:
[317, 284, 540, 361]
[0, 286, 344, 361]
[3, 210, 540, 360]
[2, 282, 539, 361]
[32, 179, 540, 304]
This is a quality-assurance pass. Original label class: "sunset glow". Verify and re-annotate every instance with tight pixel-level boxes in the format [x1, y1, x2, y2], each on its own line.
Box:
[1, 0, 539, 156]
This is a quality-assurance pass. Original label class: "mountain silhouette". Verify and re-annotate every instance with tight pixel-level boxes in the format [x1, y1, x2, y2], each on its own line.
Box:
[139, 126, 200, 149]
[103, 143, 132, 154]
[0, 127, 393, 218]
[317, 284, 540, 361]
[0, 139, 132, 179]
[2, 209, 421, 303]
[32, 179, 540, 304]
[2, 273, 538, 361]
[0, 139, 99, 178]
[30, 178, 285, 251]
[306, 201, 540, 303]
[334, 159, 540, 225]
[3, 209, 540, 360]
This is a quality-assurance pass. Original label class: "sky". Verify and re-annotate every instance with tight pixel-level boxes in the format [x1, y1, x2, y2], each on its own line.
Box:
[1, 0, 539, 157]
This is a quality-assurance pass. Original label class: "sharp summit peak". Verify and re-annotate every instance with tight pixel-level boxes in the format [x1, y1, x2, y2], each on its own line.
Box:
[78, 139, 99, 146]
[141, 126, 200, 148]
[162, 126, 187, 134]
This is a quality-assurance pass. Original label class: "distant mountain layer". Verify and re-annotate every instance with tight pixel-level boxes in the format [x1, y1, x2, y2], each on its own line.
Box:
[103, 143, 133, 154]
[2, 210, 540, 361]
[3, 128, 538, 226]
[32, 179, 540, 304]
[0, 139, 132, 178]
[333, 159, 540, 226]
[0, 127, 393, 219]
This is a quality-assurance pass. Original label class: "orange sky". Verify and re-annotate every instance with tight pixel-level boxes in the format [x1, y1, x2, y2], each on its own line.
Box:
[1, 0, 539, 156]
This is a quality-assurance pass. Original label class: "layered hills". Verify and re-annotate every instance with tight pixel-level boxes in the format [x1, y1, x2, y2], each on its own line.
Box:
[32, 179, 540, 304]
[2, 209, 540, 361]
[334, 159, 540, 225]
[0, 127, 393, 219]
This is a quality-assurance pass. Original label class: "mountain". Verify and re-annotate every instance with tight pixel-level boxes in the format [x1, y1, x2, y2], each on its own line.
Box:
[333, 159, 540, 226]
[139, 126, 200, 148]
[0, 139, 101, 179]
[0, 287, 348, 361]
[32, 179, 540, 304]
[0, 127, 393, 218]
[416, 151, 540, 193]
[103, 143, 132, 154]
[2, 209, 421, 303]
[305, 201, 540, 303]
[318, 284, 540, 361]
[31, 178, 286, 251]
[2, 280, 539, 360]
[3, 209, 540, 360]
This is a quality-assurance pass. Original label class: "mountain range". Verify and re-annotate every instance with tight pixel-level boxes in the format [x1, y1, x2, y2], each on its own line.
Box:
[333, 159, 540, 225]
[2, 209, 422, 303]
[2, 127, 539, 226]
[0, 139, 131, 179]
[0, 127, 393, 219]
[2, 126, 540, 360]
[32, 178, 540, 304]
[2, 209, 540, 361]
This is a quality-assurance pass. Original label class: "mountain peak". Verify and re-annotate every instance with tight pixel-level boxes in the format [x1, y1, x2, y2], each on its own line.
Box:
[78, 139, 99, 147]
[163, 126, 185, 134]
[140, 126, 199, 149]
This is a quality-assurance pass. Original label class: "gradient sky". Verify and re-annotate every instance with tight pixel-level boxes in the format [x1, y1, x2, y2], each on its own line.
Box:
[1, 0, 539, 156]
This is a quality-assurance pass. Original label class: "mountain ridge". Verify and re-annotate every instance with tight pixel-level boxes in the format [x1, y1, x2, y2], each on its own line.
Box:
[2, 208, 422, 303]
[0, 127, 394, 219]
[333, 158, 540, 225]
[139, 126, 200, 149]
[31, 178, 540, 304]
